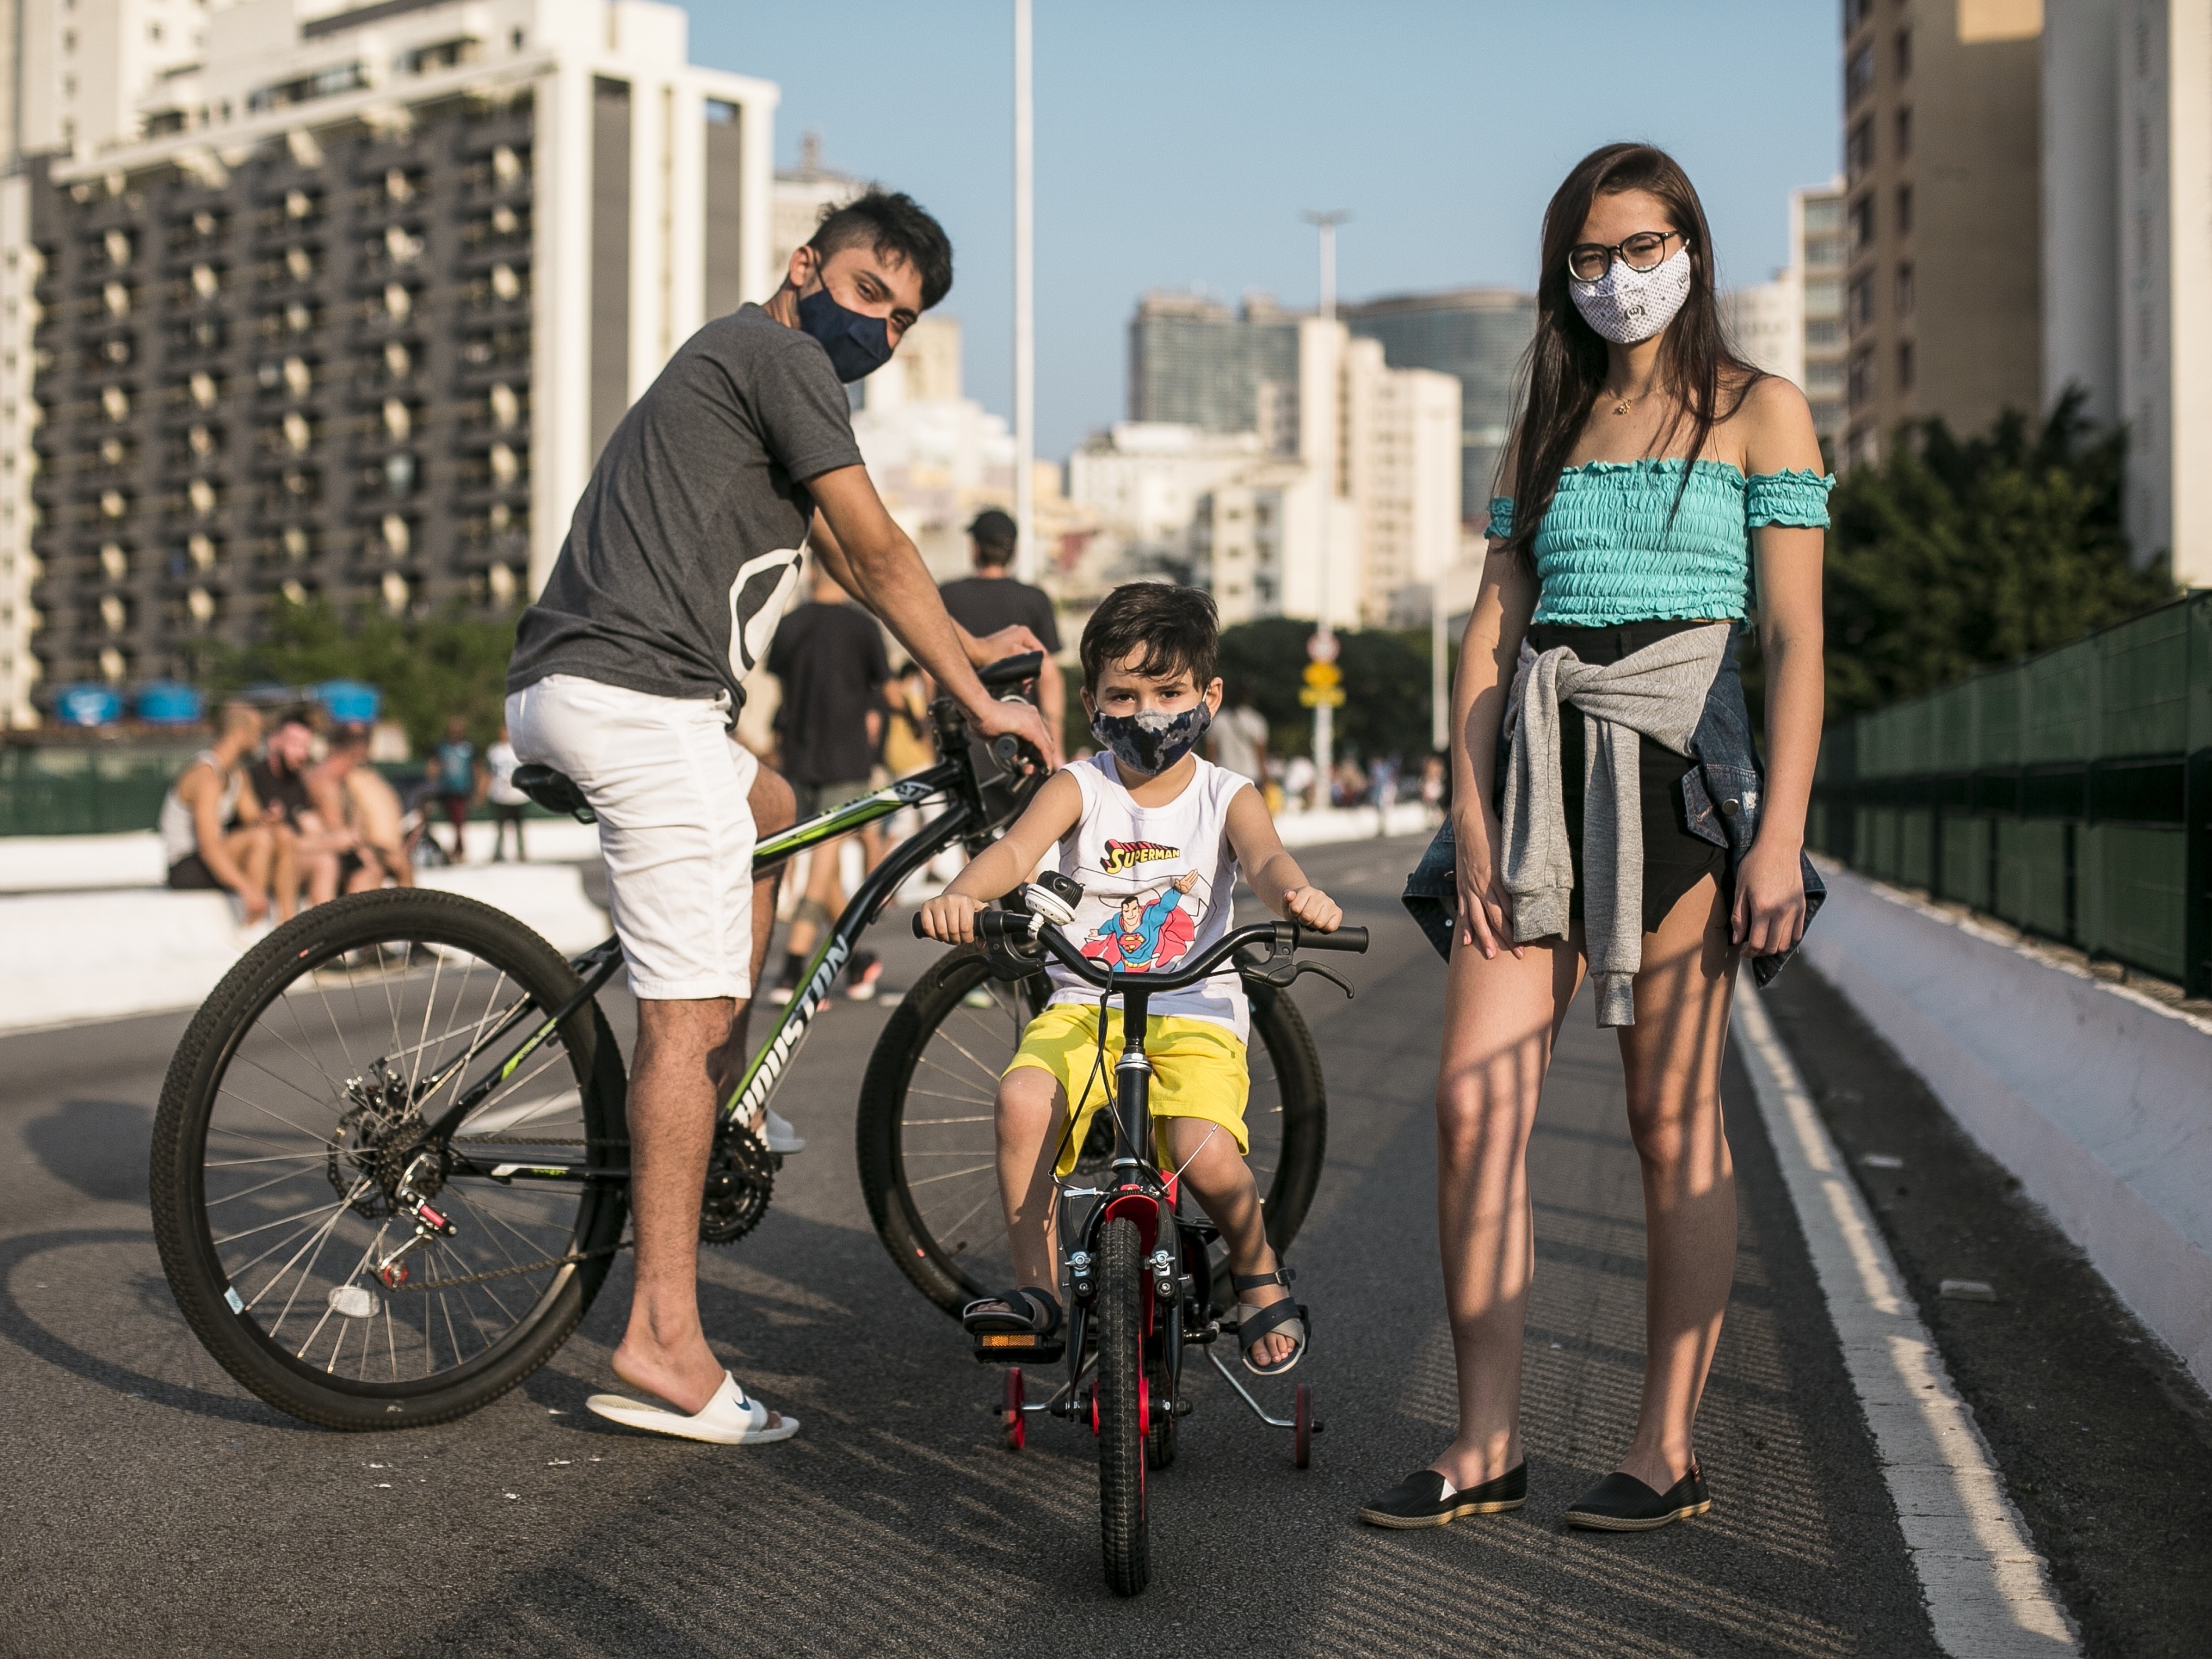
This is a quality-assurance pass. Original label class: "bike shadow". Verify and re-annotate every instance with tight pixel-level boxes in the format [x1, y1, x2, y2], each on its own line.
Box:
[24, 1097, 152, 1203]
[0, 1226, 305, 1429]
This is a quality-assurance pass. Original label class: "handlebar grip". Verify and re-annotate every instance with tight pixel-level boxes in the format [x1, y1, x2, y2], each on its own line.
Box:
[1297, 926, 1369, 953]
[911, 913, 929, 939]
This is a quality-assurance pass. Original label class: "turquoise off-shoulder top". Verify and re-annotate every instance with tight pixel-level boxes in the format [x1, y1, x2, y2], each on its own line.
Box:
[1488, 459, 1833, 627]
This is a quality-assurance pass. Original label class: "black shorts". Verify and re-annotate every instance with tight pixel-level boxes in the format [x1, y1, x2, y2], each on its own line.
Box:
[1524, 618, 1731, 935]
[167, 853, 223, 890]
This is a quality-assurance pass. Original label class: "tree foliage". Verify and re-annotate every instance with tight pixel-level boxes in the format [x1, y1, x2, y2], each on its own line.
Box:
[1817, 391, 2171, 720]
[1216, 616, 1439, 762]
[199, 598, 519, 756]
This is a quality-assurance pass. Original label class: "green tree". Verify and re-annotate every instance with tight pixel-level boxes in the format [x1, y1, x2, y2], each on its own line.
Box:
[1816, 390, 2171, 719]
[201, 598, 519, 756]
[1216, 617, 1438, 763]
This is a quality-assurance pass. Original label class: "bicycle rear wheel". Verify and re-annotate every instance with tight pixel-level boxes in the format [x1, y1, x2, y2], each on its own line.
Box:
[856, 946, 1328, 1316]
[150, 888, 628, 1430]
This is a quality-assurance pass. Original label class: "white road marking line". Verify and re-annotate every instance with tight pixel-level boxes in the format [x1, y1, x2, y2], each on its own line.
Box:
[1734, 985, 2077, 1657]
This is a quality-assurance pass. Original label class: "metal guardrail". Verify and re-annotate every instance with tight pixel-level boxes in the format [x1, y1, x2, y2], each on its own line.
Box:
[1809, 590, 2211, 996]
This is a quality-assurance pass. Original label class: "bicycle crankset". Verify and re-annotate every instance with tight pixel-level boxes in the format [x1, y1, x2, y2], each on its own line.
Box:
[699, 1122, 775, 1245]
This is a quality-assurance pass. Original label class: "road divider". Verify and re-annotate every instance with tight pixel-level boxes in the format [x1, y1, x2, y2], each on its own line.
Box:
[0, 864, 607, 1032]
[1797, 859, 2212, 1396]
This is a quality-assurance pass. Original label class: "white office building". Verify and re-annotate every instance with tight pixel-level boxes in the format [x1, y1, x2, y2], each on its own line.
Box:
[0, 0, 778, 727]
[2042, 0, 2209, 582]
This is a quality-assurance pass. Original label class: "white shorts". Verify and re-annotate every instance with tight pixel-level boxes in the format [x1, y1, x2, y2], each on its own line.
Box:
[507, 674, 760, 1001]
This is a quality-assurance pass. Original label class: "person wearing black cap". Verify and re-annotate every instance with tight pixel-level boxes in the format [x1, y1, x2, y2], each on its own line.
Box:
[939, 509, 1065, 737]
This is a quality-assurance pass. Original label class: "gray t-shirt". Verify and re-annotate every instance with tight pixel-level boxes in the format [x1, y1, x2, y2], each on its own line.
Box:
[507, 304, 864, 710]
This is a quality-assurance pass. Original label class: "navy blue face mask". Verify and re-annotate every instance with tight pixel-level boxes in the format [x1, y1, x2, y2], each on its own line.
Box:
[1090, 702, 1213, 777]
[796, 285, 894, 383]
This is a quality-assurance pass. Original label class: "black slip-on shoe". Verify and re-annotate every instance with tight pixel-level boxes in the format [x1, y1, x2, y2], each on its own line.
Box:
[1357, 1464, 1528, 1529]
[1563, 1467, 1710, 1531]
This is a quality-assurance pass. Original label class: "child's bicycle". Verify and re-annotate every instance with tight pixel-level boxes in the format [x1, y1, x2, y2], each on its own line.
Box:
[896, 885, 1368, 1596]
[146, 656, 1053, 1429]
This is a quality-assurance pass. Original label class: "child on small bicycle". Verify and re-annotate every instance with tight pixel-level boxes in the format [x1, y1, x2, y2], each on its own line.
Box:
[917, 582, 1342, 1375]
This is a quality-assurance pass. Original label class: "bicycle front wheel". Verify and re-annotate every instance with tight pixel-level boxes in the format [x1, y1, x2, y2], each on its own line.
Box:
[1097, 1214, 1150, 1597]
[856, 946, 1328, 1316]
[150, 889, 629, 1430]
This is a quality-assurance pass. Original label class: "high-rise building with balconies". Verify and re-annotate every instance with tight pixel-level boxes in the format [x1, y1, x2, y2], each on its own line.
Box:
[1839, 0, 2043, 468]
[0, 0, 776, 727]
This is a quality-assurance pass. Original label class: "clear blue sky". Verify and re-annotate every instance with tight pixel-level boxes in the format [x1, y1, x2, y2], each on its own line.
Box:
[685, 2, 1843, 458]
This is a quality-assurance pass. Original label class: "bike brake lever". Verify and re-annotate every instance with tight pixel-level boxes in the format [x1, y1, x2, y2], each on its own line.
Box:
[1293, 960, 1357, 1000]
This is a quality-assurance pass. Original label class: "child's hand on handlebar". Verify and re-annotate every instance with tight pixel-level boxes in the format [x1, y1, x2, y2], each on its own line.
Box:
[1282, 886, 1342, 934]
[918, 893, 982, 944]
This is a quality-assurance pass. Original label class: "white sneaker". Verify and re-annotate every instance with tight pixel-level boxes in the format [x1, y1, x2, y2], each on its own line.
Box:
[758, 1108, 805, 1155]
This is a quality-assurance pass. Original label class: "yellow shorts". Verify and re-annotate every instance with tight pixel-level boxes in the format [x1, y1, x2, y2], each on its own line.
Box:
[1005, 1002, 1250, 1178]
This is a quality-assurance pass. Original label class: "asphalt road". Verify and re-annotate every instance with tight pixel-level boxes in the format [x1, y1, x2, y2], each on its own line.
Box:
[0, 835, 1980, 1655]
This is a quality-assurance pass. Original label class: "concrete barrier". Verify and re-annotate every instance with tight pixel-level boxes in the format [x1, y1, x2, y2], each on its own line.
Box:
[1797, 859, 2212, 1395]
[0, 864, 607, 1033]
[0, 819, 604, 892]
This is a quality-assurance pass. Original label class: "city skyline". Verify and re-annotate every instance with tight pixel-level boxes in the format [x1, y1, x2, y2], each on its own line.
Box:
[686, 0, 1843, 459]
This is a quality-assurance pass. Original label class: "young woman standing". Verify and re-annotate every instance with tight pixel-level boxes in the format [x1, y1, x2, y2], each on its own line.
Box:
[1362, 144, 1830, 1532]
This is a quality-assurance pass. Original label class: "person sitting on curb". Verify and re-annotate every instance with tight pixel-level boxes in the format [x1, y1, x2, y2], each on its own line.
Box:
[158, 701, 278, 926]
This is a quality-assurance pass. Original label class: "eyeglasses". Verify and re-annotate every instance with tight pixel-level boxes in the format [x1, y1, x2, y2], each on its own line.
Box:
[1567, 229, 1686, 283]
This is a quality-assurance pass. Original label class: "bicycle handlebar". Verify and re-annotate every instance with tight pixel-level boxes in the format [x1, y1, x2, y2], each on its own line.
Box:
[911, 909, 1368, 992]
[976, 651, 1044, 691]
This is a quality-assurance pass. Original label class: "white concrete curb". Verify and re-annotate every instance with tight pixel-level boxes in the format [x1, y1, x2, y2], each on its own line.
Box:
[0, 819, 606, 892]
[1799, 862, 2212, 1395]
[0, 865, 607, 1033]
[1734, 985, 2077, 1657]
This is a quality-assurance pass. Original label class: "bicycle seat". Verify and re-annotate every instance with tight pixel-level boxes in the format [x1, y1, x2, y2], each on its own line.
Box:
[511, 763, 596, 823]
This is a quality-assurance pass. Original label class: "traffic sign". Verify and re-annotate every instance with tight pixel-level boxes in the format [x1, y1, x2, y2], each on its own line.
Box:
[1306, 630, 1339, 665]
[1301, 661, 1342, 690]
[1298, 686, 1346, 708]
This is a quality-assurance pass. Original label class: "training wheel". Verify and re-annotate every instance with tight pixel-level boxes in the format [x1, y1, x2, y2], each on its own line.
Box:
[1293, 1383, 1313, 1469]
[1003, 1366, 1026, 1452]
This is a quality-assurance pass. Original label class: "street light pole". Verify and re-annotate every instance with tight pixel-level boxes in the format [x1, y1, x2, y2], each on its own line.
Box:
[1301, 209, 1349, 805]
[1012, 0, 1037, 584]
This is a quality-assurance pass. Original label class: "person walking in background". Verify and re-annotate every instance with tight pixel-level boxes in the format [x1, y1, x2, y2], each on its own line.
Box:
[939, 508, 1065, 741]
[159, 700, 277, 925]
[1207, 680, 1270, 784]
[485, 724, 528, 862]
[431, 718, 479, 862]
[1368, 143, 1829, 1534]
[766, 558, 894, 1005]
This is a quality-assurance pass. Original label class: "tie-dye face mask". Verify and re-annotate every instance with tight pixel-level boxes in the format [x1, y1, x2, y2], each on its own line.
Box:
[1090, 701, 1213, 777]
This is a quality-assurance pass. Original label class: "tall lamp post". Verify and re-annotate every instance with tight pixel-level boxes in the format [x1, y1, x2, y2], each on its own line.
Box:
[1012, 0, 1037, 583]
[1300, 209, 1349, 804]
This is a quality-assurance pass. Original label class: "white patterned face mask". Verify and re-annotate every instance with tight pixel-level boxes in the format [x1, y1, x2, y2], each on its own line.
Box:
[1569, 245, 1693, 344]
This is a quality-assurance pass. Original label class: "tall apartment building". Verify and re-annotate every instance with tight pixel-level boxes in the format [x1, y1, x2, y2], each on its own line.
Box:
[0, 0, 777, 727]
[1127, 289, 1300, 440]
[2042, 0, 2211, 583]
[1718, 178, 1850, 463]
[1340, 287, 1533, 525]
[1092, 312, 1459, 627]
[1841, 0, 2044, 467]
[1794, 179, 1849, 454]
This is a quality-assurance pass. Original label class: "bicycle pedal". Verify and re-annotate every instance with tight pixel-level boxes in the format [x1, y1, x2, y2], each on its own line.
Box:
[972, 1334, 1066, 1365]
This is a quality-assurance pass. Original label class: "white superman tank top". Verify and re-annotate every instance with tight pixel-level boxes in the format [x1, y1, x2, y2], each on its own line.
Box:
[1042, 752, 1252, 1041]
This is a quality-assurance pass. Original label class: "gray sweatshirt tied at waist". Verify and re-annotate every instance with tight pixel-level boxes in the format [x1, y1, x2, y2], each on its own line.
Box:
[1498, 623, 1731, 1027]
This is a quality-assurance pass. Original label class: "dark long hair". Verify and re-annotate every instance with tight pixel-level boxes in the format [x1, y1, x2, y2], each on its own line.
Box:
[1503, 144, 1757, 557]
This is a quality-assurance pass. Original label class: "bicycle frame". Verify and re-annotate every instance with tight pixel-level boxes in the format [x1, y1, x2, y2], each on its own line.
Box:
[432, 695, 1023, 1189]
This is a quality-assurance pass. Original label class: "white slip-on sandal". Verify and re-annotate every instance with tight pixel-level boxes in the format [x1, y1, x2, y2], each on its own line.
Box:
[585, 1372, 799, 1445]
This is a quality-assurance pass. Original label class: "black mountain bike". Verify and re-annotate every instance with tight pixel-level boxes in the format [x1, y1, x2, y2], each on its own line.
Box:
[891, 894, 1368, 1596]
[150, 656, 1047, 1428]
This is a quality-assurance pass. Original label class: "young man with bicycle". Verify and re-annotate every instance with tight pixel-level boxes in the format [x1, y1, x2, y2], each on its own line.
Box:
[506, 192, 1054, 1444]
[917, 584, 1337, 1375]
